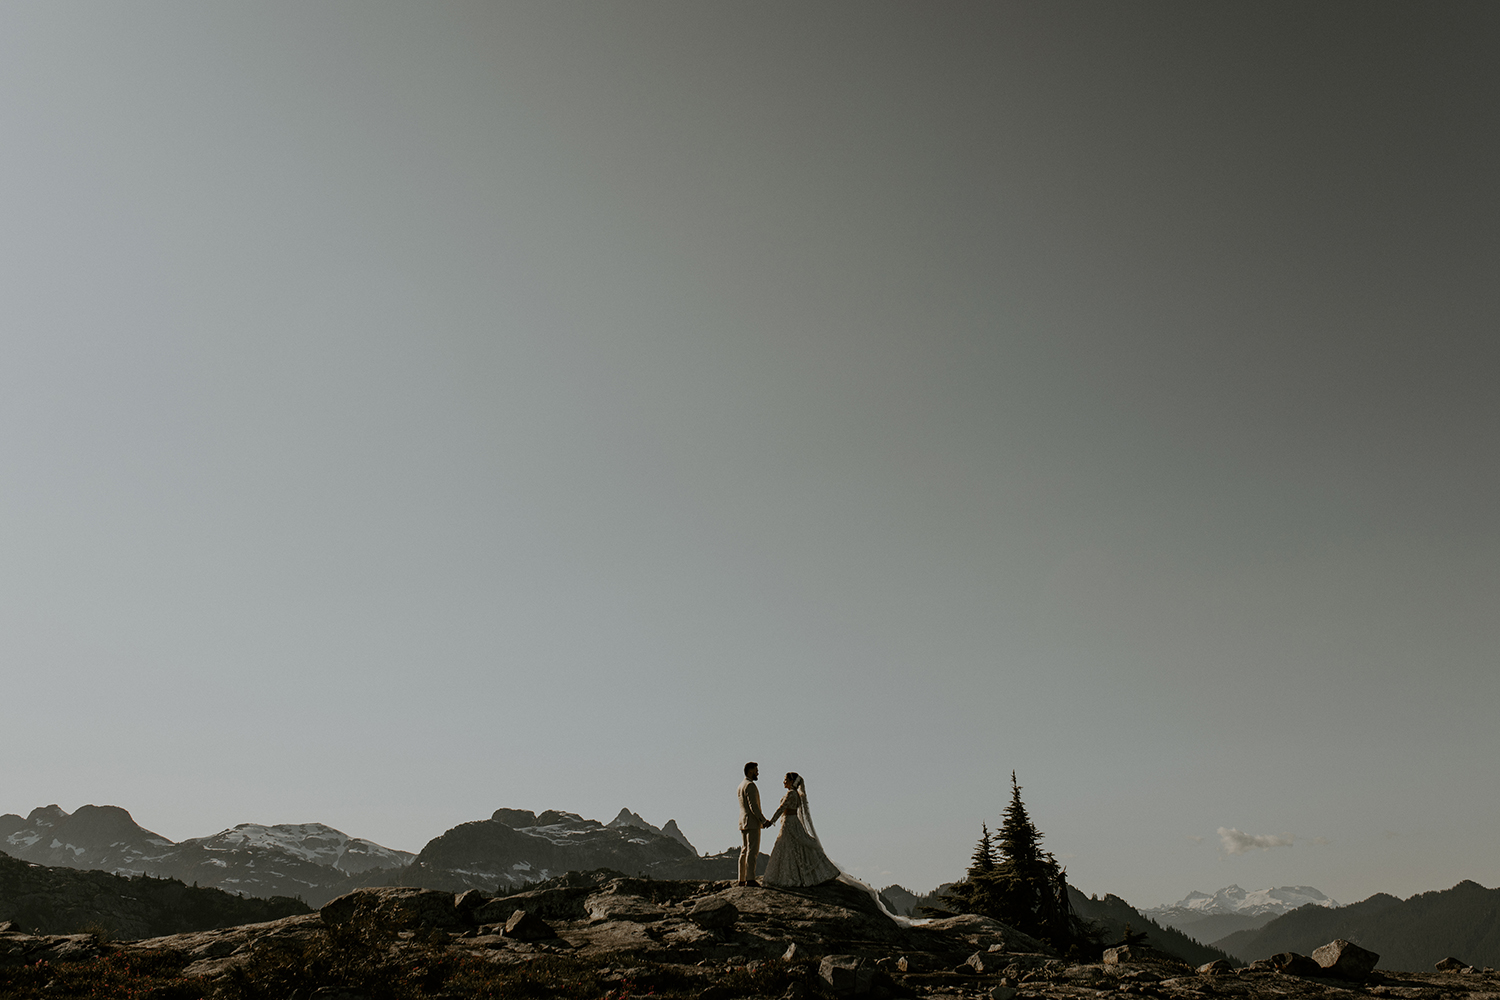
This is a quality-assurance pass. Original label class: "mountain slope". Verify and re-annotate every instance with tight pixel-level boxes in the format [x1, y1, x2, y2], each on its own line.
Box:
[1216, 880, 1500, 970]
[1068, 889, 1240, 968]
[0, 852, 308, 938]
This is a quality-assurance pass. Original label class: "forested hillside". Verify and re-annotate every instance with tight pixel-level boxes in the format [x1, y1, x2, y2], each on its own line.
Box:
[1216, 880, 1500, 971]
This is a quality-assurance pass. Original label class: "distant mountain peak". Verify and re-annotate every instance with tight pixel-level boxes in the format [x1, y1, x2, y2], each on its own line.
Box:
[605, 809, 697, 854]
[1151, 884, 1338, 917]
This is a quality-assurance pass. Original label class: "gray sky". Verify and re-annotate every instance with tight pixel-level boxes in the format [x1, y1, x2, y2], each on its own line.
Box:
[1, 2, 1495, 908]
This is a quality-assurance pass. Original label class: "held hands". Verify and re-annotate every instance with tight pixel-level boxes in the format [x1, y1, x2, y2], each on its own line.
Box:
[762, 820, 773, 828]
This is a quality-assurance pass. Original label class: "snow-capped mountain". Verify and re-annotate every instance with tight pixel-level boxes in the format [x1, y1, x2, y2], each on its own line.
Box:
[0, 805, 175, 874]
[0, 805, 411, 906]
[1154, 884, 1339, 917]
[184, 823, 414, 874]
[1143, 885, 1340, 942]
[1, 802, 727, 904]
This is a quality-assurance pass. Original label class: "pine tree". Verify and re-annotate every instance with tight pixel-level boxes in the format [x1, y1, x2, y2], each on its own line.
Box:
[969, 823, 996, 876]
[938, 772, 1077, 950]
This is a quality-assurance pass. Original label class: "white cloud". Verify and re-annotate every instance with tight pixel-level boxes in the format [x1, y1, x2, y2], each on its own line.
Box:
[1217, 827, 1294, 855]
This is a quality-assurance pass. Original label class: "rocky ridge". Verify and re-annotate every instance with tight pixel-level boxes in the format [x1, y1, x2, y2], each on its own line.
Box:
[3, 870, 1496, 1000]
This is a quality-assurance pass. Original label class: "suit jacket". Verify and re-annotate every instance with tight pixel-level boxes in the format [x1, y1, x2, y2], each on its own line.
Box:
[738, 778, 767, 831]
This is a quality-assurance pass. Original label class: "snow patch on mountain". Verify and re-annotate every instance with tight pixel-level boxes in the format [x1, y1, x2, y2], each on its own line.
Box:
[1148, 884, 1339, 918]
[182, 823, 413, 874]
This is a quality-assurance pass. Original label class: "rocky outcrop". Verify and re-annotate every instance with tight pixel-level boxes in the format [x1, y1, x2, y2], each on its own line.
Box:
[3, 871, 1499, 1000]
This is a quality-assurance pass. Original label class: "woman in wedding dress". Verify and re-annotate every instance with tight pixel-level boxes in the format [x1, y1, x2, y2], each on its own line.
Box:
[762, 772, 841, 887]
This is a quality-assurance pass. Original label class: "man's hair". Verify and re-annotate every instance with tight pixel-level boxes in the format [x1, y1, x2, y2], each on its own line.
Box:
[744, 761, 758, 777]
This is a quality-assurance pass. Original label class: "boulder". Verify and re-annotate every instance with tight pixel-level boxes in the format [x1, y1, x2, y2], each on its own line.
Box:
[989, 987, 1017, 1000]
[503, 909, 558, 942]
[1103, 945, 1137, 965]
[1270, 952, 1324, 977]
[586, 891, 667, 923]
[966, 951, 999, 974]
[454, 889, 488, 920]
[819, 954, 875, 997]
[1312, 939, 1379, 980]
[1197, 960, 1234, 976]
[1436, 956, 1470, 972]
[782, 942, 803, 962]
[685, 897, 738, 931]
[320, 887, 459, 932]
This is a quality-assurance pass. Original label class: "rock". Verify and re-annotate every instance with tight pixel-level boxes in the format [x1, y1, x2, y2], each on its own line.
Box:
[1197, 959, 1234, 976]
[1437, 956, 1470, 971]
[967, 951, 999, 973]
[503, 909, 558, 941]
[454, 889, 488, 920]
[819, 954, 876, 997]
[920, 914, 1050, 955]
[895, 956, 909, 973]
[320, 887, 459, 932]
[586, 891, 667, 923]
[1312, 939, 1379, 980]
[989, 987, 1017, 1000]
[783, 942, 802, 962]
[782, 983, 811, 1000]
[1103, 945, 1136, 965]
[685, 897, 738, 931]
[1270, 952, 1324, 977]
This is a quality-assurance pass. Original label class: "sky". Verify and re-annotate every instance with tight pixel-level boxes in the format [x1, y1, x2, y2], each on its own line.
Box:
[0, 2, 1496, 910]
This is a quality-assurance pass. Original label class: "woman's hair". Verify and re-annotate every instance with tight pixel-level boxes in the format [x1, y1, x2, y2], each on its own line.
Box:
[785, 772, 800, 786]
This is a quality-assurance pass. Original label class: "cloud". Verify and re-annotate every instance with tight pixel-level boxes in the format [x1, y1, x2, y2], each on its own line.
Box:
[1217, 827, 1294, 855]
[1186, 834, 1204, 844]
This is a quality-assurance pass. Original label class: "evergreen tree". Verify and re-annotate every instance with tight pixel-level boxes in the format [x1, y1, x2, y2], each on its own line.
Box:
[969, 823, 996, 876]
[937, 772, 1079, 951]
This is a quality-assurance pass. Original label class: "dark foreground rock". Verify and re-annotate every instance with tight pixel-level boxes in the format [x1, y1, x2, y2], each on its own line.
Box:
[2, 870, 1497, 999]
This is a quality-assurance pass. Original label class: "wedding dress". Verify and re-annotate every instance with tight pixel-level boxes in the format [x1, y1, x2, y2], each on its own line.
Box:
[762, 782, 841, 887]
[760, 777, 918, 927]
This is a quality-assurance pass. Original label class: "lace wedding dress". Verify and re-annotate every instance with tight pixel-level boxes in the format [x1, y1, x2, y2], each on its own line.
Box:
[762, 783, 841, 887]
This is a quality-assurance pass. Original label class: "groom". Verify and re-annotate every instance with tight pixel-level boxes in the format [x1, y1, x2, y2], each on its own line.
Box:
[737, 761, 772, 886]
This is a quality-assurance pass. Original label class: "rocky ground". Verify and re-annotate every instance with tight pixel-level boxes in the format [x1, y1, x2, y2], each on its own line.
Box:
[1, 869, 1496, 1000]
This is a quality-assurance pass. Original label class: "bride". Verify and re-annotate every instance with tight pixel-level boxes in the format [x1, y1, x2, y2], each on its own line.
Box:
[762, 771, 842, 887]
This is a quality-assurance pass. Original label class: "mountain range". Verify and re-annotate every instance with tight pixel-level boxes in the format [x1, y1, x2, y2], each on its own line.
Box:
[1142, 884, 1340, 944]
[1, 803, 727, 907]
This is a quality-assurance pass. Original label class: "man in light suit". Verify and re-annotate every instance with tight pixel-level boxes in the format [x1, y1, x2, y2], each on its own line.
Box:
[737, 761, 771, 886]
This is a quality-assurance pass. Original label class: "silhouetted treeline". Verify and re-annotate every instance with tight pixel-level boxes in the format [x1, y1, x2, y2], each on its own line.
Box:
[0, 852, 309, 938]
[1216, 880, 1500, 971]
